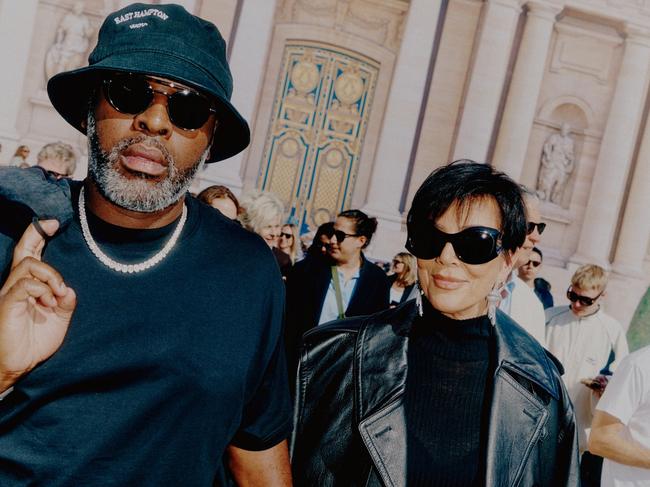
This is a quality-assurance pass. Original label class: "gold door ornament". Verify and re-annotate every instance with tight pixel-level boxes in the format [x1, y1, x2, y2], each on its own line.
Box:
[258, 42, 379, 233]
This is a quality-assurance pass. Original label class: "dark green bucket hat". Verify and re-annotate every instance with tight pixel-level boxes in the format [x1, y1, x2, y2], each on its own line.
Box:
[47, 2, 249, 163]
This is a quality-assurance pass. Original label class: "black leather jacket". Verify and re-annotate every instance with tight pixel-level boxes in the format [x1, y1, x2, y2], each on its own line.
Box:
[291, 301, 580, 486]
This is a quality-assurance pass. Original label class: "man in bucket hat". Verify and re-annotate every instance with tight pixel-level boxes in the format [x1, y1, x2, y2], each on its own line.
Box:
[0, 3, 292, 485]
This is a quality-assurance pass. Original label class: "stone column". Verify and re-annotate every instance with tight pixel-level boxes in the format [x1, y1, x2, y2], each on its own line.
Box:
[0, 0, 39, 142]
[613, 116, 650, 277]
[572, 26, 650, 267]
[361, 0, 442, 258]
[452, 0, 522, 163]
[363, 0, 442, 220]
[492, 1, 560, 180]
[200, 0, 278, 193]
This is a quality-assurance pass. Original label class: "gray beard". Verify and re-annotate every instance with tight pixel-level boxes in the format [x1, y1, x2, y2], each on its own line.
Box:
[86, 112, 208, 213]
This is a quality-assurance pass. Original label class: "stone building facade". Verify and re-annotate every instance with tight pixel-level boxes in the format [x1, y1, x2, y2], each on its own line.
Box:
[2, 0, 650, 328]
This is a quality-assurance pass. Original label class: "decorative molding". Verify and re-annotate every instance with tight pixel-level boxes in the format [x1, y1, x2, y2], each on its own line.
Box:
[276, 0, 409, 51]
[550, 22, 623, 84]
[258, 42, 379, 231]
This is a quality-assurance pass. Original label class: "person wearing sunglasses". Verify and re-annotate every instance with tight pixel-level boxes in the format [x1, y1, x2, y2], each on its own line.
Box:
[278, 223, 301, 265]
[35, 141, 77, 180]
[388, 252, 417, 307]
[291, 160, 579, 486]
[284, 210, 390, 377]
[0, 4, 293, 486]
[497, 188, 548, 346]
[546, 264, 629, 485]
[517, 246, 554, 309]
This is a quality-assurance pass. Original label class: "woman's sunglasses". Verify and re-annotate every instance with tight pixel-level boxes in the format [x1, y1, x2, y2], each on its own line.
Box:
[407, 225, 503, 265]
[566, 287, 602, 306]
[280, 232, 293, 239]
[102, 73, 217, 131]
[524, 259, 541, 268]
[324, 228, 359, 243]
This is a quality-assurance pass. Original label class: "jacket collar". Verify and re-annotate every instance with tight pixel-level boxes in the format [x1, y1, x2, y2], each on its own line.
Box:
[355, 301, 559, 420]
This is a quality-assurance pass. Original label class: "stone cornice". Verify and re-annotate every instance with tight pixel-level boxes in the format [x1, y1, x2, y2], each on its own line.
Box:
[487, 0, 525, 11]
[526, 1, 563, 21]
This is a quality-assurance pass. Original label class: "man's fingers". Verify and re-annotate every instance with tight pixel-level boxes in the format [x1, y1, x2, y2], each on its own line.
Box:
[1, 258, 67, 298]
[11, 220, 59, 269]
[4, 278, 59, 309]
[55, 287, 77, 314]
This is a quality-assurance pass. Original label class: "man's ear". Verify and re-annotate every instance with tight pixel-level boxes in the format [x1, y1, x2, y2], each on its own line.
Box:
[497, 251, 516, 284]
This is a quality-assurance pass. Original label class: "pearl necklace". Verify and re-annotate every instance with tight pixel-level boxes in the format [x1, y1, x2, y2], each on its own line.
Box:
[78, 187, 187, 274]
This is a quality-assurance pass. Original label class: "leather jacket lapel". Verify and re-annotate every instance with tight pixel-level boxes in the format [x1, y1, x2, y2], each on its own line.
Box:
[358, 397, 407, 487]
[355, 305, 413, 486]
[486, 364, 550, 486]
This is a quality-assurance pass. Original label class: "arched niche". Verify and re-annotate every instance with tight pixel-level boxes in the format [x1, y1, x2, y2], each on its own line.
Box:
[530, 96, 596, 210]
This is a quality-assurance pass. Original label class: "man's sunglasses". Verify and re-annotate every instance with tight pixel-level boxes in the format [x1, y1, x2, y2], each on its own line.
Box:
[406, 225, 503, 265]
[527, 222, 546, 235]
[280, 232, 293, 239]
[566, 287, 603, 306]
[102, 74, 217, 131]
[324, 228, 359, 243]
[524, 259, 541, 268]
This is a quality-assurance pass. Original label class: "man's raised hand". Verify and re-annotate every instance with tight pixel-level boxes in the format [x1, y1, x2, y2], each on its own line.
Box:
[0, 220, 76, 393]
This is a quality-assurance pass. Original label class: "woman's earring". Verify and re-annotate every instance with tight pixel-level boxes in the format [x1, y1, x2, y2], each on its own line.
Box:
[487, 283, 502, 326]
[416, 281, 424, 317]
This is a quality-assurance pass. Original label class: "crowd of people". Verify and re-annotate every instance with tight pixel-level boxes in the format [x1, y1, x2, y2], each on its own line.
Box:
[0, 2, 647, 486]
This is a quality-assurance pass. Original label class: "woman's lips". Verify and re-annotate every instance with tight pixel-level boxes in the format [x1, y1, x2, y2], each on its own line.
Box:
[433, 274, 466, 290]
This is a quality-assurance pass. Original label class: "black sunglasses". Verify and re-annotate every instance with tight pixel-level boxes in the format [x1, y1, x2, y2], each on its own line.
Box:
[103, 74, 217, 131]
[325, 228, 359, 243]
[524, 259, 541, 268]
[566, 287, 603, 306]
[280, 232, 293, 239]
[407, 225, 503, 265]
[527, 222, 546, 235]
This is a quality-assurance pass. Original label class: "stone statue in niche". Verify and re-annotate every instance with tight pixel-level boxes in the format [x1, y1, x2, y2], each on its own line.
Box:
[537, 122, 575, 204]
[45, 2, 94, 79]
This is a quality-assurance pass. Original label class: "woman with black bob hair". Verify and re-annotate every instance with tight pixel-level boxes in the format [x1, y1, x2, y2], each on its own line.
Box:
[291, 160, 579, 486]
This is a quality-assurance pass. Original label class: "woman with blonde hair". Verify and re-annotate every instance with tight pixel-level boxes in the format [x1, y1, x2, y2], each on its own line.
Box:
[278, 223, 301, 264]
[388, 251, 417, 307]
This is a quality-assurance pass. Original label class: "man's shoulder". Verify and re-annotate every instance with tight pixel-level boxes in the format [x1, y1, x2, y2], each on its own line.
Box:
[623, 345, 650, 370]
[545, 305, 572, 325]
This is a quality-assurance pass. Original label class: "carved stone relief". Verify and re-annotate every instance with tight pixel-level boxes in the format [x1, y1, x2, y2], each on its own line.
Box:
[44, 1, 94, 79]
[276, 0, 409, 52]
[537, 122, 576, 204]
[258, 42, 379, 231]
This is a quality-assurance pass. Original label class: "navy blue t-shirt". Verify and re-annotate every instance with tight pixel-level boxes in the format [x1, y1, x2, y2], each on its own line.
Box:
[0, 187, 292, 486]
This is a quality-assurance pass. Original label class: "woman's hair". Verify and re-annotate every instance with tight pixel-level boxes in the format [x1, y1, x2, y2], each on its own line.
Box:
[14, 145, 29, 157]
[238, 190, 285, 235]
[37, 141, 77, 176]
[197, 185, 240, 214]
[571, 264, 607, 293]
[393, 252, 417, 287]
[337, 209, 378, 249]
[282, 223, 300, 264]
[307, 221, 334, 256]
[407, 160, 527, 253]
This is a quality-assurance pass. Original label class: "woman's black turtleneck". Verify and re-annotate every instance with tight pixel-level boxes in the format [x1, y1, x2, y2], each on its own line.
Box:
[404, 298, 495, 487]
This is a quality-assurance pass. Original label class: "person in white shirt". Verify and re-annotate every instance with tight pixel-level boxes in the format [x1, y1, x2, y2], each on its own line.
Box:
[546, 264, 629, 485]
[499, 188, 546, 346]
[589, 346, 650, 487]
